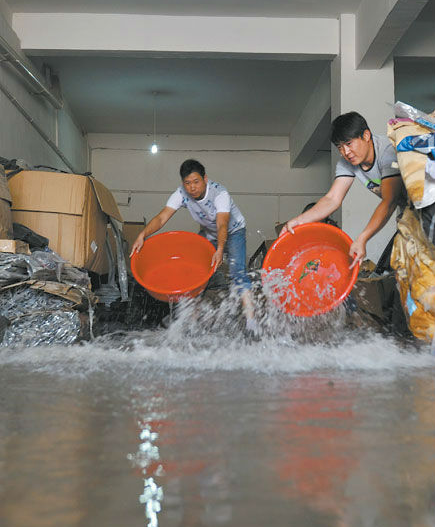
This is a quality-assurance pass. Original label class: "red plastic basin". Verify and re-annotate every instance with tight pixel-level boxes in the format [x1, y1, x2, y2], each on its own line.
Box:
[262, 223, 359, 317]
[131, 231, 216, 302]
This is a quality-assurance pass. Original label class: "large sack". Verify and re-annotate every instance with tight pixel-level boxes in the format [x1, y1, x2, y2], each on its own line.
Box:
[387, 119, 435, 209]
[391, 206, 435, 342]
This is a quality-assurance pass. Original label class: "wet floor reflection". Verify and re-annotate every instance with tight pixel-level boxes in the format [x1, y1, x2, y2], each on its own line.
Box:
[270, 376, 358, 523]
[129, 424, 163, 526]
[0, 363, 434, 527]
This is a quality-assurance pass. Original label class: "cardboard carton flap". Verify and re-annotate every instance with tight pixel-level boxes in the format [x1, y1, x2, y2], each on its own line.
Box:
[90, 177, 123, 223]
[9, 171, 88, 215]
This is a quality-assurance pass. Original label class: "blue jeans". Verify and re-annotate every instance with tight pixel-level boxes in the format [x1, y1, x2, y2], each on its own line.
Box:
[201, 227, 251, 292]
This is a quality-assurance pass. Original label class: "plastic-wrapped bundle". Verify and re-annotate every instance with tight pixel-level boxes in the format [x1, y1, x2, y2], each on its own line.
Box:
[0, 253, 28, 285]
[394, 101, 435, 131]
[388, 102, 435, 245]
[0, 285, 84, 347]
[0, 250, 90, 287]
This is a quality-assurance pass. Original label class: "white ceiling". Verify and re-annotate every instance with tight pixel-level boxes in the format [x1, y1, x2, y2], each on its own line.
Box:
[39, 55, 329, 136]
[6, 0, 361, 18]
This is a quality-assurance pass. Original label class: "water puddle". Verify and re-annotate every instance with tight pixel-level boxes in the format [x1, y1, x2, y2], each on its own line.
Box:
[0, 278, 434, 527]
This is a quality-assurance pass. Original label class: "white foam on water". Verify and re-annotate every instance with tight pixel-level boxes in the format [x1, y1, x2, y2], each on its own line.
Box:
[0, 286, 433, 378]
[0, 314, 435, 377]
[0, 329, 432, 380]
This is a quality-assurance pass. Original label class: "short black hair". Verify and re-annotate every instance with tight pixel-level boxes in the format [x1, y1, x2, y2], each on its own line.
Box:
[179, 159, 205, 180]
[330, 112, 370, 146]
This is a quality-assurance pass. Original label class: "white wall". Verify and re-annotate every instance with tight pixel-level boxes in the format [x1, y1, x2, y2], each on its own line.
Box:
[88, 133, 331, 258]
[0, 7, 88, 173]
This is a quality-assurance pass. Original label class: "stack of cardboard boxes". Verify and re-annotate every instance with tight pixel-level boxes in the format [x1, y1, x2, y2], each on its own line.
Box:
[6, 170, 123, 274]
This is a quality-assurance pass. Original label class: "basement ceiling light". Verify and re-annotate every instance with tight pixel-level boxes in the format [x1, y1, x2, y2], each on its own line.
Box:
[150, 92, 158, 154]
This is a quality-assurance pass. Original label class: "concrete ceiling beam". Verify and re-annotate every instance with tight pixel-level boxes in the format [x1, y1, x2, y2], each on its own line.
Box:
[12, 13, 338, 57]
[289, 65, 331, 168]
[356, 0, 430, 69]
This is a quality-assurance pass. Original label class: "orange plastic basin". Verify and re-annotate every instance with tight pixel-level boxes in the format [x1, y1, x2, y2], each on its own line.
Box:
[131, 231, 216, 303]
[262, 223, 359, 317]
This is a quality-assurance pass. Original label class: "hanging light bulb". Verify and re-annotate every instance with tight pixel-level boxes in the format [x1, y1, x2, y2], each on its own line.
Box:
[150, 92, 158, 154]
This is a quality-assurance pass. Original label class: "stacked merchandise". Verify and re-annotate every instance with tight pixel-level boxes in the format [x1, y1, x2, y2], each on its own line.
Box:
[0, 247, 96, 347]
[387, 102, 435, 343]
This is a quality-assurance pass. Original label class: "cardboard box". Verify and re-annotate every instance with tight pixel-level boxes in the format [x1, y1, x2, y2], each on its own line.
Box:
[0, 165, 12, 239]
[8, 171, 123, 274]
[123, 221, 145, 254]
[0, 239, 30, 254]
[353, 274, 397, 320]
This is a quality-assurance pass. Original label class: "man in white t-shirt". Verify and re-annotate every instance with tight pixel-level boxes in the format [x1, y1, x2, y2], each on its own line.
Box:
[280, 111, 407, 268]
[130, 159, 257, 336]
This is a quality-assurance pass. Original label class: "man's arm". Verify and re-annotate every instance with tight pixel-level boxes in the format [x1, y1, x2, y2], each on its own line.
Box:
[211, 212, 230, 269]
[279, 177, 354, 236]
[349, 175, 403, 268]
[129, 206, 176, 256]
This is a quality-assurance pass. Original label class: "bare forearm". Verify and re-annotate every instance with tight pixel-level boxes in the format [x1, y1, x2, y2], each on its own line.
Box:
[216, 224, 228, 252]
[140, 215, 166, 239]
[130, 207, 175, 256]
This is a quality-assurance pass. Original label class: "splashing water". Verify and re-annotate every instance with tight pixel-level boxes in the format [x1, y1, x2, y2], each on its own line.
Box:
[0, 261, 432, 378]
[0, 269, 432, 379]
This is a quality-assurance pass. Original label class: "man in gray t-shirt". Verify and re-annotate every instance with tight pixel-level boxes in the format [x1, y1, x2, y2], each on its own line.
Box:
[280, 111, 407, 268]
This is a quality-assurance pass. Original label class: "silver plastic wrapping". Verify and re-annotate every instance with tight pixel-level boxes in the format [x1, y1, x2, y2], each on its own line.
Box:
[95, 218, 129, 305]
[109, 217, 129, 301]
[0, 250, 90, 287]
[93, 231, 121, 306]
[394, 101, 435, 131]
[0, 285, 82, 347]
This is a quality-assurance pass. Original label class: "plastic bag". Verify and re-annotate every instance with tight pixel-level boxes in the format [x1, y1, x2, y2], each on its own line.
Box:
[0, 251, 90, 287]
[394, 101, 435, 131]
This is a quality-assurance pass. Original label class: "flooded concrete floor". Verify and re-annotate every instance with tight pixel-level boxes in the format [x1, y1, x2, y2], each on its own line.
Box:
[0, 331, 434, 527]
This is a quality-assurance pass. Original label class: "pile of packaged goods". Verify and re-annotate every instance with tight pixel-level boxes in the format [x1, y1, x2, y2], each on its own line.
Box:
[0, 248, 96, 347]
[388, 102, 435, 343]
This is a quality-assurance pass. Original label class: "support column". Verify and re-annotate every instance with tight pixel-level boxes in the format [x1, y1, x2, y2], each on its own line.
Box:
[331, 14, 396, 264]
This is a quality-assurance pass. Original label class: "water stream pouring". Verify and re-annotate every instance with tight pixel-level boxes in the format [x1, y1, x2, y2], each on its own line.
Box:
[262, 223, 359, 317]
